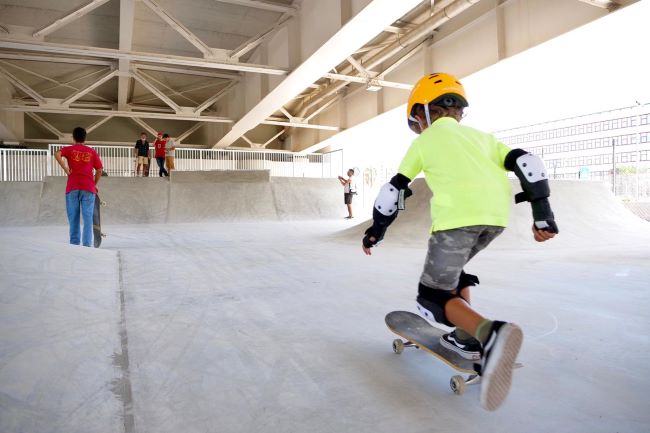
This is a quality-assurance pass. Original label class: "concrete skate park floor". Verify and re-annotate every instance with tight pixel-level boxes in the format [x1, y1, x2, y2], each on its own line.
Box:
[2, 184, 650, 432]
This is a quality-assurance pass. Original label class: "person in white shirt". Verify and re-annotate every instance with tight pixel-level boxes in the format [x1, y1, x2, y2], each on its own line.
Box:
[338, 168, 357, 219]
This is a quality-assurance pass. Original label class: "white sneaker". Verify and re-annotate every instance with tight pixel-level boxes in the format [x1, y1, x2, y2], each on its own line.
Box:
[479, 321, 523, 411]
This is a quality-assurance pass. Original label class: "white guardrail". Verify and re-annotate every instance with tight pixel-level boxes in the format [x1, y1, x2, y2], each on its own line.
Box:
[0, 148, 49, 181]
[0, 145, 343, 181]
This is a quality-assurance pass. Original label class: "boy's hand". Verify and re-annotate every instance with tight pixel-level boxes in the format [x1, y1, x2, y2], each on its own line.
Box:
[532, 225, 556, 242]
[362, 227, 380, 255]
[362, 236, 377, 255]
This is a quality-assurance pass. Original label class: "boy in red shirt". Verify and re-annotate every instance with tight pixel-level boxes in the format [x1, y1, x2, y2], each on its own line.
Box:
[54, 127, 103, 247]
[153, 132, 169, 177]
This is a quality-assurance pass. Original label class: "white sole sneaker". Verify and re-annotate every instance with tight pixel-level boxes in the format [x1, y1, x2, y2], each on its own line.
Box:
[480, 323, 523, 411]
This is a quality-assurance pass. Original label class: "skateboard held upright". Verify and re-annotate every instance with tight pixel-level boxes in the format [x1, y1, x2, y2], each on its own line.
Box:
[92, 193, 106, 248]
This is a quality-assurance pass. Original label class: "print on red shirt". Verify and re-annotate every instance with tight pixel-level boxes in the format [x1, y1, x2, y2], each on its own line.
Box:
[61, 144, 103, 194]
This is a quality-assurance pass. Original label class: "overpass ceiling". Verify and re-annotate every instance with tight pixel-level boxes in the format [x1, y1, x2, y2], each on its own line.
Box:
[0, 0, 638, 148]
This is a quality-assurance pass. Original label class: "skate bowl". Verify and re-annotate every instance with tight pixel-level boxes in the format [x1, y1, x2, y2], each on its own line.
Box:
[0, 170, 343, 225]
[337, 179, 650, 248]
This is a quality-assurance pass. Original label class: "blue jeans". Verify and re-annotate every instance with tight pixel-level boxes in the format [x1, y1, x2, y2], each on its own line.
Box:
[156, 157, 168, 177]
[66, 190, 95, 247]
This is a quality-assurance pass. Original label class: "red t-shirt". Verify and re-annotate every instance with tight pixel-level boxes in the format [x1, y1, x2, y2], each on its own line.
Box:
[154, 139, 166, 158]
[60, 144, 103, 194]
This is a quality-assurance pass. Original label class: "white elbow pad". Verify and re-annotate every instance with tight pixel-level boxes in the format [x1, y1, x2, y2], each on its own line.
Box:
[374, 183, 400, 216]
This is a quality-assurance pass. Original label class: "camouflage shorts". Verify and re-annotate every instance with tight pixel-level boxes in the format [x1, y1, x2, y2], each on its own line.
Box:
[419, 225, 504, 291]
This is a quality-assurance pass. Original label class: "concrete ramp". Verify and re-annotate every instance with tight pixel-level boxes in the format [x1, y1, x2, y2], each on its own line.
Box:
[339, 179, 650, 248]
[271, 177, 341, 220]
[168, 170, 276, 222]
[0, 182, 42, 225]
[0, 171, 343, 226]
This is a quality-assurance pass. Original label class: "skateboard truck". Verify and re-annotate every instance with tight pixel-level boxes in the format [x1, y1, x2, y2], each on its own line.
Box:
[392, 337, 480, 395]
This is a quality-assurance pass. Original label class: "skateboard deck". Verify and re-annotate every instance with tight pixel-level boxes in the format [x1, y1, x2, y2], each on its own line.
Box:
[386, 311, 477, 374]
[385, 311, 523, 395]
[93, 193, 103, 248]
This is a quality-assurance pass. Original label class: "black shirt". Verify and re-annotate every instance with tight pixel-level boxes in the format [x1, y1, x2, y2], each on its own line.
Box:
[135, 139, 150, 157]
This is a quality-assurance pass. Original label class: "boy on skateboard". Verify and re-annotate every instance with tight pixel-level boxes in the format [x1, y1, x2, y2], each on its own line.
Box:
[54, 127, 103, 247]
[361, 73, 558, 411]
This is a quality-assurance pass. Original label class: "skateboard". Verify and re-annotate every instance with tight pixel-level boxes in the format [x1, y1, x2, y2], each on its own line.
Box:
[385, 311, 523, 395]
[92, 193, 106, 248]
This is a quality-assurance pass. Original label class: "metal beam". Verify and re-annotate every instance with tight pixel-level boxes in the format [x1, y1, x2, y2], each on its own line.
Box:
[576, 0, 619, 10]
[0, 62, 116, 105]
[0, 38, 288, 75]
[0, 65, 46, 103]
[2, 104, 233, 123]
[118, 0, 135, 110]
[293, 0, 482, 129]
[304, 95, 339, 122]
[131, 70, 182, 112]
[194, 81, 238, 113]
[176, 122, 205, 142]
[241, 134, 256, 147]
[213, 0, 297, 14]
[136, 69, 202, 106]
[261, 120, 339, 131]
[133, 64, 240, 80]
[0, 52, 114, 67]
[229, 12, 293, 59]
[131, 117, 159, 136]
[25, 112, 64, 138]
[142, 0, 214, 57]
[346, 55, 374, 77]
[24, 138, 207, 148]
[215, 0, 422, 147]
[323, 72, 413, 90]
[62, 69, 118, 105]
[86, 115, 114, 133]
[33, 0, 111, 39]
[261, 128, 285, 148]
[132, 79, 222, 105]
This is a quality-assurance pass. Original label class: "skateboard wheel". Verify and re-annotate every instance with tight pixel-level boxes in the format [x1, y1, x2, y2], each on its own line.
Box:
[450, 375, 465, 395]
[392, 339, 404, 354]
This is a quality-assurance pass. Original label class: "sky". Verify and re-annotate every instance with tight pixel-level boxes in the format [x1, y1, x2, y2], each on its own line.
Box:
[316, 0, 650, 172]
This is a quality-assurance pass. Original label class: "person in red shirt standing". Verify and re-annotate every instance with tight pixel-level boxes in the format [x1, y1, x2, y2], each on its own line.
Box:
[54, 127, 103, 247]
[153, 132, 169, 177]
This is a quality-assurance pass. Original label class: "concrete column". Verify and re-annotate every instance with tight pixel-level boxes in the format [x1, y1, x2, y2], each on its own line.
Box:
[0, 76, 24, 142]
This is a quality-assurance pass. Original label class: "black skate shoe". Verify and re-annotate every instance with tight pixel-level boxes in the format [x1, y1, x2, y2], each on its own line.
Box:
[440, 330, 482, 361]
[478, 321, 523, 411]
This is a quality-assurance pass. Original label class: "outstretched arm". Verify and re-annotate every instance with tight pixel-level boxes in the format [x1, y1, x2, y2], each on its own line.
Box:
[362, 173, 412, 255]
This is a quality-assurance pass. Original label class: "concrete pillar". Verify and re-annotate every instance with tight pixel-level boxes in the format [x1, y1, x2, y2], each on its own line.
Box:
[0, 76, 24, 143]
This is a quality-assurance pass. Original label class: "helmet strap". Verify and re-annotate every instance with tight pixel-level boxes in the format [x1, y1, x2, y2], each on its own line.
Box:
[424, 104, 432, 127]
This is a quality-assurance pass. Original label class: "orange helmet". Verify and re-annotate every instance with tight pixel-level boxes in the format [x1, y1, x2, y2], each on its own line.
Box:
[407, 73, 468, 130]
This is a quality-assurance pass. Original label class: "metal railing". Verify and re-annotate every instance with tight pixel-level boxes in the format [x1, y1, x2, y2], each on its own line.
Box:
[33, 144, 342, 180]
[0, 148, 49, 181]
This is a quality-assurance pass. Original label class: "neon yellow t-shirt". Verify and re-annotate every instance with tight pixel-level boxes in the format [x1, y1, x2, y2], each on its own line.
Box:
[398, 117, 513, 233]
